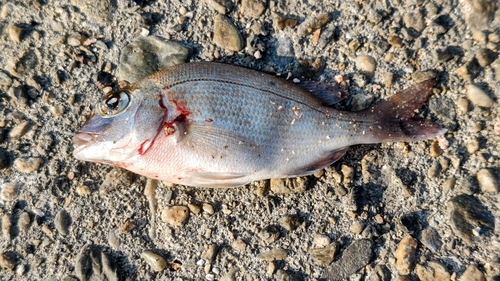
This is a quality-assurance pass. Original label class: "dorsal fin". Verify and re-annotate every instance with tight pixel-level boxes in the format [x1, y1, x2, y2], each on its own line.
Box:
[296, 80, 348, 105]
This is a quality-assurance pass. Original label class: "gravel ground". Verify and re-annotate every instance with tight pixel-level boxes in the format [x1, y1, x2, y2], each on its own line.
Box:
[0, 0, 499, 280]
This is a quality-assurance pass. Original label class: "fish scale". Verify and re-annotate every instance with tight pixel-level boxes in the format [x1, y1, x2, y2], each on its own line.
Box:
[74, 62, 445, 187]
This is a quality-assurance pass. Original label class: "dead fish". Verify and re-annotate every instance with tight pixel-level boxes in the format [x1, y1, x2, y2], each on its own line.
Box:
[73, 62, 445, 188]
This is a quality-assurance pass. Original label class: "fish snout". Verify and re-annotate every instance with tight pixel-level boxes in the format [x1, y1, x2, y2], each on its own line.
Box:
[73, 132, 97, 149]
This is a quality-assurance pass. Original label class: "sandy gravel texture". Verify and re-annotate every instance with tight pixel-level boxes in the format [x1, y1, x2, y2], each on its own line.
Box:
[0, 0, 499, 280]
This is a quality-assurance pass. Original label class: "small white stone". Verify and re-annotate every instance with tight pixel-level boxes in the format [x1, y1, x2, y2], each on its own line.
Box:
[197, 259, 206, 266]
[141, 28, 150, 36]
[206, 274, 215, 280]
[141, 250, 167, 271]
[355, 55, 377, 75]
[465, 84, 493, 108]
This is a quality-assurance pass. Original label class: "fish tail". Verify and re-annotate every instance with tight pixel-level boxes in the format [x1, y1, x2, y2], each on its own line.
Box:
[364, 79, 446, 143]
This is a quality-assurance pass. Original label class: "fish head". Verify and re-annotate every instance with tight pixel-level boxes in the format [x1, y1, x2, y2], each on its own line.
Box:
[73, 87, 165, 164]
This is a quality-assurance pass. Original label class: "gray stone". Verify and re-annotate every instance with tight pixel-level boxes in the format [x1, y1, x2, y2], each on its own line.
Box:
[403, 12, 426, 32]
[258, 225, 281, 244]
[279, 214, 302, 231]
[75, 244, 119, 281]
[118, 36, 190, 83]
[213, 15, 244, 52]
[415, 261, 451, 281]
[449, 194, 494, 243]
[54, 209, 71, 236]
[420, 227, 442, 252]
[323, 239, 373, 280]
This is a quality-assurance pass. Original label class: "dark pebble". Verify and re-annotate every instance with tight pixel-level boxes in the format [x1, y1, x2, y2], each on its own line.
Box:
[323, 239, 373, 280]
[449, 194, 494, 244]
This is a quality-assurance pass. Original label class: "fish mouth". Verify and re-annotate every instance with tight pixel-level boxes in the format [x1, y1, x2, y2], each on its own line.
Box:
[73, 132, 98, 150]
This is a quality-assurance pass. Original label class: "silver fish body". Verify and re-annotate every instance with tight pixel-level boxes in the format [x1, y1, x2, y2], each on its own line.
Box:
[73, 62, 445, 187]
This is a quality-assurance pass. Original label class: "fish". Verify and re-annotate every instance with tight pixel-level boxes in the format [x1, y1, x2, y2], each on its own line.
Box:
[73, 62, 446, 188]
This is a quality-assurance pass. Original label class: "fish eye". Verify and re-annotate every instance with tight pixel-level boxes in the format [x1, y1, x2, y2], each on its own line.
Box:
[98, 91, 131, 117]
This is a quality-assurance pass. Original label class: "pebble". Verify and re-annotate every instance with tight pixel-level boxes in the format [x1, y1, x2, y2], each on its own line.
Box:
[108, 228, 121, 249]
[17, 211, 31, 232]
[403, 12, 425, 32]
[0, 252, 16, 270]
[477, 168, 498, 193]
[350, 221, 365, 235]
[428, 161, 441, 178]
[202, 243, 217, 262]
[441, 177, 456, 194]
[232, 238, 247, 251]
[54, 209, 71, 236]
[279, 214, 301, 231]
[9, 121, 30, 138]
[387, 35, 403, 48]
[355, 55, 377, 76]
[256, 248, 288, 261]
[313, 234, 331, 248]
[455, 60, 481, 81]
[220, 268, 238, 281]
[458, 264, 486, 281]
[67, 32, 84, 46]
[0, 71, 12, 86]
[2, 214, 11, 239]
[141, 250, 167, 272]
[297, 13, 331, 36]
[258, 225, 281, 244]
[420, 227, 442, 252]
[395, 235, 418, 275]
[415, 261, 451, 281]
[7, 24, 24, 43]
[206, 0, 226, 14]
[411, 70, 436, 83]
[161, 206, 190, 226]
[466, 138, 479, 154]
[323, 239, 372, 280]
[310, 243, 336, 265]
[14, 157, 43, 173]
[475, 48, 494, 67]
[76, 244, 119, 280]
[456, 97, 469, 114]
[76, 185, 91, 196]
[434, 48, 453, 62]
[449, 194, 494, 243]
[241, 0, 266, 17]
[465, 84, 493, 108]
[1, 183, 18, 201]
[270, 177, 307, 194]
[213, 15, 244, 52]
[462, 0, 496, 31]
[118, 36, 190, 83]
[202, 203, 215, 215]
[341, 165, 354, 184]
[274, 15, 299, 30]
[188, 203, 202, 215]
[118, 220, 135, 233]
[429, 141, 443, 158]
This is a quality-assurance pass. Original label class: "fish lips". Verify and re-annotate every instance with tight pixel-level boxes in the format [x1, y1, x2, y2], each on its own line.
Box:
[73, 114, 117, 161]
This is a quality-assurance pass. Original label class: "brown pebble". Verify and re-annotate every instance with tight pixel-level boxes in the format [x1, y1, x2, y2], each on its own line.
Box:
[202, 203, 215, 215]
[477, 168, 498, 193]
[161, 206, 189, 226]
[141, 250, 167, 272]
[430, 141, 443, 157]
[2, 214, 11, 239]
[297, 13, 330, 36]
[8, 24, 24, 43]
[1, 183, 18, 201]
[188, 203, 202, 215]
[119, 220, 135, 233]
[76, 185, 91, 196]
[458, 264, 486, 281]
[213, 15, 243, 52]
[395, 235, 418, 275]
[0, 252, 16, 270]
[9, 121, 30, 138]
[232, 238, 247, 251]
[14, 157, 43, 173]
[388, 35, 403, 47]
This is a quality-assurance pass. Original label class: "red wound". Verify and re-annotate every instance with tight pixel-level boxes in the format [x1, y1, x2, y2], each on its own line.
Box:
[138, 139, 151, 155]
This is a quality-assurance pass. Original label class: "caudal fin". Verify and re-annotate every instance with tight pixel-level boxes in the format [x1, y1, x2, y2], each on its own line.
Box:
[367, 79, 446, 142]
